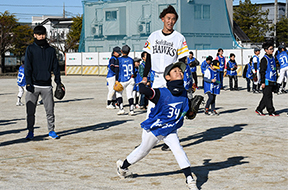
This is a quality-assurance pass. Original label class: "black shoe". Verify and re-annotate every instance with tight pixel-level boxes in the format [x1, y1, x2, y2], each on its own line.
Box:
[204, 109, 210, 115]
[161, 144, 170, 151]
[211, 110, 219, 116]
[269, 112, 279, 116]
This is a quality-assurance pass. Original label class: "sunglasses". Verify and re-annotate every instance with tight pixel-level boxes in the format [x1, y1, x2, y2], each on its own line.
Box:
[268, 48, 274, 51]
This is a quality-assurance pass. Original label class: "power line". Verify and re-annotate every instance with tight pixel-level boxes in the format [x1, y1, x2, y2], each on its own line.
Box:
[0, 4, 82, 8]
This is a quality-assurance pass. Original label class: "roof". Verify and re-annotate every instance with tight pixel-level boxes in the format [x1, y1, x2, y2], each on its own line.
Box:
[233, 21, 250, 42]
[40, 18, 73, 28]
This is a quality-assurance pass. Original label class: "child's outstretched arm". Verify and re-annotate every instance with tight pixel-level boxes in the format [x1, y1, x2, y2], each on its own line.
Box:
[139, 83, 160, 104]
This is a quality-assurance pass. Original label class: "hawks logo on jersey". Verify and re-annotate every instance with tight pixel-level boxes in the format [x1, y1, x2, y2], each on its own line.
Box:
[144, 41, 149, 48]
[152, 39, 177, 57]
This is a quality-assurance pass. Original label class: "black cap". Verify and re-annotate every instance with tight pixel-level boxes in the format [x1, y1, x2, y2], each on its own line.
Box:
[254, 47, 260, 52]
[33, 25, 46, 34]
[122, 45, 130, 54]
[206, 56, 213, 61]
[133, 57, 141, 62]
[211, 60, 220, 70]
[163, 62, 186, 81]
[113, 46, 121, 55]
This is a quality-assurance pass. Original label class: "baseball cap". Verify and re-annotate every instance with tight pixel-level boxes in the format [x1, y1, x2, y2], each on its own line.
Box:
[133, 57, 141, 62]
[211, 60, 220, 70]
[254, 47, 260, 52]
[163, 62, 186, 81]
[113, 46, 121, 55]
[122, 45, 130, 54]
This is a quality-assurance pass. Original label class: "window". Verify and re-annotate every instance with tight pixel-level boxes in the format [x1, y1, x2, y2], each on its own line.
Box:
[194, 4, 210, 20]
[106, 11, 117, 21]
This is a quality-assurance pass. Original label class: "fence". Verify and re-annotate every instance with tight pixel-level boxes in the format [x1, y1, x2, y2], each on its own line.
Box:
[65, 48, 267, 76]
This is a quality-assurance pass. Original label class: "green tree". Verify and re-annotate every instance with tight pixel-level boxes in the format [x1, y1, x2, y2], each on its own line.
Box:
[67, 15, 82, 51]
[276, 17, 288, 45]
[0, 11, 18, 73]
[11, 24, 33, 57]
[233, 0, 271, 43]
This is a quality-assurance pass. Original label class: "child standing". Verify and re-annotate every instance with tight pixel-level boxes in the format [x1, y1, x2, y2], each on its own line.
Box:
[16, 57, 26, 106]
[204, 60, 221, 115]
[226, 53, 238, 91]
[187, 51, 200, 88]
[215, 48, 226, 89]
[133, 57, 142, 109]
[243, 57, 254, 92]
[201, 56, 213, 88]
[116, 62, 198, 190]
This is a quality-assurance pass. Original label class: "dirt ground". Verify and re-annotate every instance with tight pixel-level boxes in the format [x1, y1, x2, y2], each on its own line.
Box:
[0, 76, 287, 190]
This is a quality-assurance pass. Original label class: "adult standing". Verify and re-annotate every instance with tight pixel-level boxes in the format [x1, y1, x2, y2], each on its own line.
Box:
[24, 25, 63, 140]
[215, 48, 226, 89]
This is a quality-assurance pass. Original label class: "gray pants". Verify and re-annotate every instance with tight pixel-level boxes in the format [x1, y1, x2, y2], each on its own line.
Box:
[25, 86, 55, 132]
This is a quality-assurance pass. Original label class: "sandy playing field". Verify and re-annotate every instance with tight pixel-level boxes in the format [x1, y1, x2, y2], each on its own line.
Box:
[0, 76, 287, 190]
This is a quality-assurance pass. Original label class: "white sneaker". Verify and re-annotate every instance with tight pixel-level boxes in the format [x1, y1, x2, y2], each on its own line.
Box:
[135, 104, 140, 109]
[129, 111, 136, 116]
[187, 176, 198, 190]
[117, 109, 126, 115]
[106, 104, 115, 109]
[116, 160, 132, 178]
[16, 102, 24, 106]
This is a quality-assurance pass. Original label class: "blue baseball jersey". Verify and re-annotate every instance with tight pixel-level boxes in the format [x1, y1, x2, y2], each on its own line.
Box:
[133, 67, 142, 91]
[217, 56, 226, 72]
[227, 60, 237, 76]
[118, 56, 134, 82]
[264, 55, 277, 83]
[141, 88, 189, 137]
[276, 50, 288, 69]
[107, 56, 117, 78]
[204, 67, 220, 95]
[187, 57, 197, 72]
[252, 55, 260, 71]
[246, 63, 253, 79]
[201, 60, 210, 74]
[183, 64, 193, 90]
[17, 65, 26, 87]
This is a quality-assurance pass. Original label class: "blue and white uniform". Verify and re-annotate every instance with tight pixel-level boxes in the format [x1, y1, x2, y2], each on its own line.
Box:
[252, 54, 260, 84]
[226, 60, 237, 76]
[246, 63, 253, 80]
[188, 57, 196, 73]
[204, 67, 220, 95]
[201, 60, 210, 74]
[264, 55, 277, 84]
[106, 56, 118, 102]
[276, 50, 288, 85]
[217, 56, 226, 72]
[17, 65, 26, 99]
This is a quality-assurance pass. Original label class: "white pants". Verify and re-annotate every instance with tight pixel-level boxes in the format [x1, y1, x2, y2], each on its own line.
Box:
[277, 66, 288, 84]
[126, 129, 191, 169]
[106, 77, 116, 101]
[116, 78, 135, 100]
[18, 86, 25, 98]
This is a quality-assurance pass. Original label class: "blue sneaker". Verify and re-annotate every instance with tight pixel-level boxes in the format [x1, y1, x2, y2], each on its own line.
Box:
[25, 131, 34, 140]
[49, 131, 60, 139]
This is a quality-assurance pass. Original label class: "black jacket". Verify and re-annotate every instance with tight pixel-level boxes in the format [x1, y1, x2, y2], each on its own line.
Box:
[25, 42, 61, 86]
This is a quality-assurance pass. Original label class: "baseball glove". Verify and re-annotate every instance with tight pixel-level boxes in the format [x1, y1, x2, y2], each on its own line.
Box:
[114, 81, 124, 92]
[223, 71, 227, 77]
[186, 95, 204, 120]
[54, 83, 65, 100]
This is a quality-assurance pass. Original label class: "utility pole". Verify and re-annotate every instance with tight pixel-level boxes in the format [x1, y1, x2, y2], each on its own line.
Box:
[274, 0, 277, 44]
[63, 3, 65, 18]
[286, 0, 288, 18]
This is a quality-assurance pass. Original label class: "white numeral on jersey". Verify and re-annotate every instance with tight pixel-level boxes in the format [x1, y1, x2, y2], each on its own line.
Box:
[123, 64, 133, 77]
[168, 107, 180, 118]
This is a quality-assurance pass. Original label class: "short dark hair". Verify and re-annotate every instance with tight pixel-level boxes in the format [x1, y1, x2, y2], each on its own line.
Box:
[230, 53, 235, 58]
[141, 51, 147, 59]
[189, 51, 193, 55]
[33, 25, 46, 34]
[159, 5, 178, 21]
[218, 48, 223, 52]
[262, 41, 274, 50]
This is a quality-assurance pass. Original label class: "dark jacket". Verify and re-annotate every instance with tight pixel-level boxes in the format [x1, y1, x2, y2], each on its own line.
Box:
[25, 42, 61, 86]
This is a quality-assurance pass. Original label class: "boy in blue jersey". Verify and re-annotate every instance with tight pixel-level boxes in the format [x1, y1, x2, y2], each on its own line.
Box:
[115, 45, 136, 116]
[226, 53, 238, 91]
[116, 62, 198, 190]
[215, 48, 226, 89]
[132, 57, 142, 109]
[243, 57, 254, 92]
[275, 44, 288, 93]
[255, 41, 279, 116]
[200, 56, 213, 88]
[187, 51, 200, 88]
[16, 57, 26, 106]
[252, 48, 261, 93]
[106, 46, 121, 109]
[204, 60, 221, 116]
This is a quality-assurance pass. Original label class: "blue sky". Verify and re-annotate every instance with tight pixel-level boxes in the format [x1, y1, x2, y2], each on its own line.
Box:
[0, 0, 286, 23]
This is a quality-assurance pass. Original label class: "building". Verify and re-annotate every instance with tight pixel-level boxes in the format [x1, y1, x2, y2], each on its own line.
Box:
[79, 0, 240, 52]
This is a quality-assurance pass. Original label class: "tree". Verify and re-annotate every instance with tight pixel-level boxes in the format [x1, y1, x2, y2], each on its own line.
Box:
[0, 11, 18, 73]
[66, 15, 82, 51]
[276, 17, 288, 45]
[233, 0, 271, 43]
[11, 24, 33, 57]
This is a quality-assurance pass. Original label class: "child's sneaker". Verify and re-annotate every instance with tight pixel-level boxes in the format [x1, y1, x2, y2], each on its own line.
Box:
[16, 102, 24, 106]
[117, 109, 126, 115]
[211, 110, 219, 116]
[269, 112, 279, 117]
[49, 131, 60, 139]
[129, 111, 136, 116]
[255, 110, 265, 116]
[135, 104, 140, 109]
[204, 109, 210, 115]
[116, 160, 132, 178]
[106, 104, 115, 109]
[187, 175, 198, 190]
[25, 131, 34, 140]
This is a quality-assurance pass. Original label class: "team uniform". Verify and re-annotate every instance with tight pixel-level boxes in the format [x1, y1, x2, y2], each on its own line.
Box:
[116, 55, 135, 115]
[143, 30, 189, 88]
[106, 56, 118, 108]
[226, 59, 238, 90]
[276, 50, 288, 92]
[183, 63, 194, 100]
[252, 54, 261, 92]
[187, 57, 199, 88]
[243, 62, 254, 92]
[16, 65, 26, 106]
[204, 67, 220, 115]
[215, 55, 226, 89]
[133, 66, 142, 108]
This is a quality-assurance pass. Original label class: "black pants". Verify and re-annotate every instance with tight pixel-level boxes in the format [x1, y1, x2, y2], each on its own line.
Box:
[228, 75, 238, 90]
[192, 72, 198, 87]
[219, 71, 224, 89]
[256, 85, 275, 114]
[205, 92, 216, 111]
